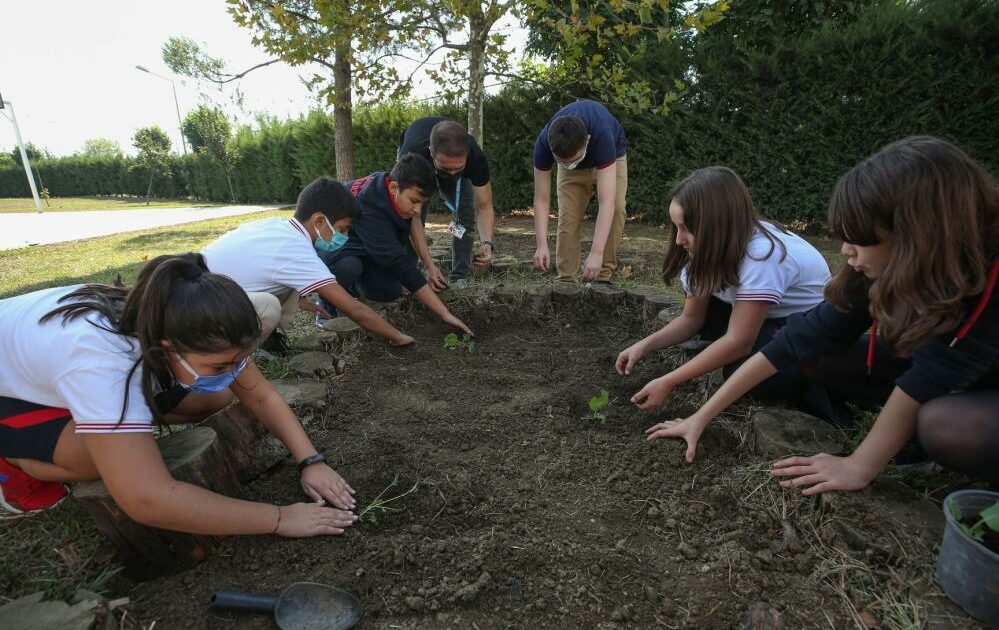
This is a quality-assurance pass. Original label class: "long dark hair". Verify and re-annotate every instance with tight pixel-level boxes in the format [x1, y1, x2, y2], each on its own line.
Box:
[40, 253, 260, 424]
[825, 136, 999, 351]
[661, 166, 787, 295]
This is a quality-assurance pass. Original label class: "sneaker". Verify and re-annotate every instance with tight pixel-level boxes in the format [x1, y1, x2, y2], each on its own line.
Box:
[0, 458, 69, 514]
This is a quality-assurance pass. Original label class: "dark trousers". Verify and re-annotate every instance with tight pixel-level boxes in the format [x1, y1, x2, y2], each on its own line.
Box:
[423, 176, 476, 281]
[698, 297, 801, 401]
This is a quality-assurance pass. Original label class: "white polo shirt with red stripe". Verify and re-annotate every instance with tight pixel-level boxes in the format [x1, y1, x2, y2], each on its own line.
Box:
[0, 285, 154, 434]
[681, 222, 830, 319]
[201, 216, 338, 300]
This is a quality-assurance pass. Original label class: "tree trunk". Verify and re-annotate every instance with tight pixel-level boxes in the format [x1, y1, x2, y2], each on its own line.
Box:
[466, 13, 488, 148]
[73, 427, 241, 580]
[145, 171, 154, 205]
[203, 402, 288, 483]
[332, 41, 354, 180]
[223, 168, 237, 203]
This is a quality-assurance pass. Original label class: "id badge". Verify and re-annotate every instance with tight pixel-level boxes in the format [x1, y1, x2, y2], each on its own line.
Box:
[448, 221, 467, 239]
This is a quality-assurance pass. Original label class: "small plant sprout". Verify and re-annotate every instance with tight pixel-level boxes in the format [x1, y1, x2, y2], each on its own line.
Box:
[587, 389, 610, 423]
[357, 476, 421, 524]
[949, 499, 999, 542]
[443, 332, 477, 354]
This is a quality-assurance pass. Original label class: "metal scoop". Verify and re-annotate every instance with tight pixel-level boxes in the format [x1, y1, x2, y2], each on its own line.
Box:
[210, 582, 361, 630]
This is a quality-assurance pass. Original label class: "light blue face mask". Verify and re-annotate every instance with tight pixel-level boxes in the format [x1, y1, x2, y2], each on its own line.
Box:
[176, 354, 249, 394]
[315, 216, 348, 253]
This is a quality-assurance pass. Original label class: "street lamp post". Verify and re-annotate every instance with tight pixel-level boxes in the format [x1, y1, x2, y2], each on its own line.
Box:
[135, 65, 188, 156]
[0, 95, 44, 213]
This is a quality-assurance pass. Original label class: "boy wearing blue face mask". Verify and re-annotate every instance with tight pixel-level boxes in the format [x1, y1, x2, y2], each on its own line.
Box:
[316, 154, 474, 337]
[202, 177, 415, 352]
[532, 100, 628, 284]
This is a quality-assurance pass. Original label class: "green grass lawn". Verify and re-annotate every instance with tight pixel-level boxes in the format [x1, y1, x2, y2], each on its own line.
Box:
[0, 209, 289, 298]
[0, 196, 235, 213]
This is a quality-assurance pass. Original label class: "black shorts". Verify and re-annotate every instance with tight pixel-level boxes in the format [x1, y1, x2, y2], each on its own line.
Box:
[0, 387, 188, 463]
[0, 397, 72, 463]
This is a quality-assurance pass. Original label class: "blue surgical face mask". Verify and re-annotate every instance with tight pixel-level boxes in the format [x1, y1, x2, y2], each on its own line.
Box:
[315, 216, 348, 253]
[175, 354, 249, 394]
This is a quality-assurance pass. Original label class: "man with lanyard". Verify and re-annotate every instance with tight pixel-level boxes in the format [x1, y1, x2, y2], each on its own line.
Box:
[398, 117, 497, 289]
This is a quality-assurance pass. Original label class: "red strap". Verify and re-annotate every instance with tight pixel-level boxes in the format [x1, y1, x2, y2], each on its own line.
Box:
[951, 259, 999, 346]
[866, 320, 878, 375]
[1, 407, 71, 429]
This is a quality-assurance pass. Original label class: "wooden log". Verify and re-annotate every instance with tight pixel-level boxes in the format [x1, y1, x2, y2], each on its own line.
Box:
[73, 427, 240, 580]
[524, 285, 552, 312]
[587, 283, 625, 309]
[551, 282, 582, 308]
[642, 293, 683, 320]
[204, 402, 289, 482]
[491, 285, 523, 305]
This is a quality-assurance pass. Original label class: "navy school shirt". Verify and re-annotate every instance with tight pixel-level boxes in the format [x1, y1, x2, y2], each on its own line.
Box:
[760, 286, 999, 404]
[398, 116, 491, 187]
[533, 100, 628, 172]
[329, 172, 427, 294]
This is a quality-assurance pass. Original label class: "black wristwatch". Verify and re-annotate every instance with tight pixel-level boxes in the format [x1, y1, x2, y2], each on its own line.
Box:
[297, 449, 327, 472]
[481, 240, 495, 252]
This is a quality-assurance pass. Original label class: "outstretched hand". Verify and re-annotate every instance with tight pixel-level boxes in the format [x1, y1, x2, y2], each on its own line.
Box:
[771, 453, 878, 496]
[442, 313, 474, 337]
[645, 416, 707, 464]
[300, 462, 356, 511]
[630, 376, 675, 410]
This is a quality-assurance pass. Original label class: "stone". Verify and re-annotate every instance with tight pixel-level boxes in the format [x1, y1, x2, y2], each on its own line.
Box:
[742, 602, 784, 630]
[294, 330, 339, 352]
[272, 379, 327, 408]
[750, 408, 843, 458]
[287, 351, 335, 378]
[551, 282, 582, 307]
[643, 293, 683, 320]
[0, 592, 102, 630]
[492, 285, 523, 305]
[321, 316, 364, 340]
[587, 283, 625, 308]
[524, 285, 552, 312]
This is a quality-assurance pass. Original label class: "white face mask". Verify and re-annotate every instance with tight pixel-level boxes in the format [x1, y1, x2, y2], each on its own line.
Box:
[553, 138, 589, 170]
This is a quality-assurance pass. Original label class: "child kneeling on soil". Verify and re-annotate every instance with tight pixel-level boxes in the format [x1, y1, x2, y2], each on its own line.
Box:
[0, 253, 356, 536]
[202, 176, 415, 353]
[317, 153, 473, 336]
[618, 166, 831, 409]
[647, 137, 999, 492]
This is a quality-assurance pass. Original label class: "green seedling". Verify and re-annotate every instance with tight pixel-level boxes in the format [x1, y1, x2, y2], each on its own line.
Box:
[587, 389, 610, 423]
[443, 332, 477, 354]
[357, 475, 421, 524]
[949, 499, 999, 542]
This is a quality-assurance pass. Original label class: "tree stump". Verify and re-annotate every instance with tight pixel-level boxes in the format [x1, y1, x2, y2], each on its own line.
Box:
[624, 285, 660, 308]
[551, 282, 582, 308]
[643, 293, 682, 320]
[588, 283, 625, 309]
[524, 285, 552, 312]
[204, 402, 289, 482]
[491, 285, 522, 306]
[321, 316, 364, 341]
[73, 426, 240, 580]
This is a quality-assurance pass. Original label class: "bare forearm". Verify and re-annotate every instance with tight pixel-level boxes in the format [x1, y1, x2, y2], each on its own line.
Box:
[135, 481, 279, 535]
[476, 202, 495, 243]
[664, 336, 756, 388]
[339, 299, 404, 342]
[693, 353, 778, 425]
[414, 285, 451, 320]
[851, 388, 920, 472]
[533, 169, 551, 246]
[641, 314, 703, 352]
[590, 199, 615, 255]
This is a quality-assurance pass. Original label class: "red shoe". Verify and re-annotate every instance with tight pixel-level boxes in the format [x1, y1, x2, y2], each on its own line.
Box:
[0, 458, 68, 514]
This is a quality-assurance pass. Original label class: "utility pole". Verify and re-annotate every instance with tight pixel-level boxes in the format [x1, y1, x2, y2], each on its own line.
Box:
[0, 93, 44, 213]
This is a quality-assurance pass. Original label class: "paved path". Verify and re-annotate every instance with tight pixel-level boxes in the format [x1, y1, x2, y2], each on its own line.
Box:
[0, 205, 282, 251]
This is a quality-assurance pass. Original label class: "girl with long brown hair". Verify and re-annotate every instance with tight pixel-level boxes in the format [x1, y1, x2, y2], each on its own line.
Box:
[0, 253, 357, 536]
[618, 166, 831, 409]
[647, 137, 999, 491]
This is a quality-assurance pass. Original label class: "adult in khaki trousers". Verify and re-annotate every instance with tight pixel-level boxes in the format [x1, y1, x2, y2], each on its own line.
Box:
[532, 100, 628, 283]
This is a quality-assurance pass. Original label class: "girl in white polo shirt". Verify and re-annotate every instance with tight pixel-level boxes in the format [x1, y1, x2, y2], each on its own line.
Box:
[617, 166, 830, 410]
[0, 253, 356, 538]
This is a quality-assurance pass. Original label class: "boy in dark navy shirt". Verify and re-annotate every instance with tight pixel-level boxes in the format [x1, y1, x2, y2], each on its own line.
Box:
[532, 100, 628, 283]
[399, 117, 497, 288]
[318, 153, 473, 336]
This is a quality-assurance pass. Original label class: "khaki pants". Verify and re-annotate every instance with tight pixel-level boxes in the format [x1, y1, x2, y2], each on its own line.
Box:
[555, 155, 627, 282]
[247, 290, 299, 344]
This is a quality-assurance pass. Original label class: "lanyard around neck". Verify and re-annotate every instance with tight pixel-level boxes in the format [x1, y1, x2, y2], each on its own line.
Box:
[435, 173, 462, 215]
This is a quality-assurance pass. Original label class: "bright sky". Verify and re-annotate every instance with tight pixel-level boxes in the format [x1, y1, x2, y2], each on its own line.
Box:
[1, 0, 527, 158]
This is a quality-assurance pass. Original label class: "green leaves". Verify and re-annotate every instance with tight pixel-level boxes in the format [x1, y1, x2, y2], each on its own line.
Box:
[587, 389, 610, 423]
[951, 499, 999, 543]
[443, 333, 477, 354]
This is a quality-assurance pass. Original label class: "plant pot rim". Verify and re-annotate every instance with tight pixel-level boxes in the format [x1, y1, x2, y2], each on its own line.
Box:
[942, 488, 999, 561]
